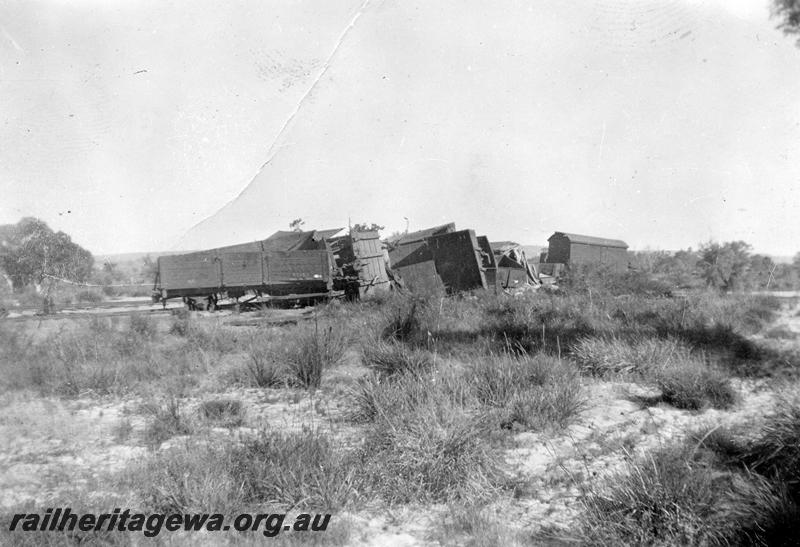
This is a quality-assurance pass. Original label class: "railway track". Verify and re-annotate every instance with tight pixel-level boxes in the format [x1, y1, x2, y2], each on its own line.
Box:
[1, 301, 181, 322]
[1, 298, 316, 324]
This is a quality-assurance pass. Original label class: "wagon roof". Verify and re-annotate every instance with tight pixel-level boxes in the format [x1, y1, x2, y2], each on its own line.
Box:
[548, 232, 628, 249]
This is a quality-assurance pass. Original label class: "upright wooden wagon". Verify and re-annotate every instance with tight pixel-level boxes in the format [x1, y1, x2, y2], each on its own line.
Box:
[152, 228, 390, 309]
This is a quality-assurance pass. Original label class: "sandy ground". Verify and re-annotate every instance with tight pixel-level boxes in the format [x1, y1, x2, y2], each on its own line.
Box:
[1, 297, 798, 545]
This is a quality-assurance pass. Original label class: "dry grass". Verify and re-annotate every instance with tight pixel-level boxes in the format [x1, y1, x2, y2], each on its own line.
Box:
[468, 352, 586, 431]
[133, 428, 359, 513]
[285, 323, 347, 389]
[578, 442, 782, 546]
[573, 335, 736, 410]
[198, 398, 245, 428]
[360, 339, 433, 378]
[360, 402, 505, 504]
[142, 396, 194, 448]
[572, 335, 692, 377]
[1, 282, 797, 545]
[433, 504, 529, 547]
[651, 361, 736, 410]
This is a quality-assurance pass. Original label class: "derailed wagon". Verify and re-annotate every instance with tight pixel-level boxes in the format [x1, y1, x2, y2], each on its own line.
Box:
[152, 228, 390, 309]
[386, 222, 540, 294]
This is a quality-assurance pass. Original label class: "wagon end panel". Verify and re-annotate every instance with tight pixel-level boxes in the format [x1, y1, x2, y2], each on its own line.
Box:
[350, 230, 391, 296]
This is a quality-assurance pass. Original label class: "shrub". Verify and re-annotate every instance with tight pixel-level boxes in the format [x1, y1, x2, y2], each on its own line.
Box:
[360, 339, 433, 378]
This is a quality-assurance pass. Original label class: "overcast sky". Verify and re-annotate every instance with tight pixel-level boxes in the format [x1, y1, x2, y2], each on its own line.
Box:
[2, 0, 799, 256]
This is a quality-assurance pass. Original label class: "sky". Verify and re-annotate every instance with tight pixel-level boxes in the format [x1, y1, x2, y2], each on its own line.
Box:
[2, 0, 799, 256]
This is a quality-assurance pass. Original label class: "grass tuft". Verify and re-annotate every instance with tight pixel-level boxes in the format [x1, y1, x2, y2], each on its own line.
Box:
[286, 323, 346, 389]
[360, 339, 433, 378]
[142, 397, 193, 447]
[198, 398, 245, 427]
[579, 443, 781, 546]
[652, 361, 737, 410]
[134, 428, 358, 513]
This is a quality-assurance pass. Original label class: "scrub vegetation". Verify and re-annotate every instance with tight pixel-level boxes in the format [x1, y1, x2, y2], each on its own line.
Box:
[1, 267, 799, 545]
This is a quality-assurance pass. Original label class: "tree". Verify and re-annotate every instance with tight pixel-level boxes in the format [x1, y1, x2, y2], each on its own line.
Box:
[746, 253, 777, 290]
[289, 218, 305, 232]
[0, 217, 94, 290]
[774, 0, 800, 44]
[697, 241, 752, 292]
[351, 222, 385, 233]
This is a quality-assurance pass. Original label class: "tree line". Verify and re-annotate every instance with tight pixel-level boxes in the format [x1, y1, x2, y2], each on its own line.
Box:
[634, 241, 800, 292]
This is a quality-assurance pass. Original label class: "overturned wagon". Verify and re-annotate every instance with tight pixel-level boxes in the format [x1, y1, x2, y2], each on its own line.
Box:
[152, 229, 389, 309]
[387, 223, 540, 294]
